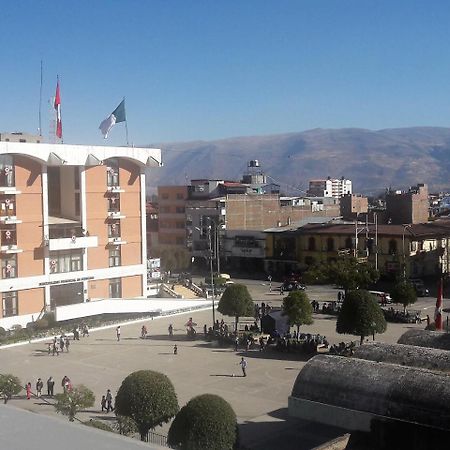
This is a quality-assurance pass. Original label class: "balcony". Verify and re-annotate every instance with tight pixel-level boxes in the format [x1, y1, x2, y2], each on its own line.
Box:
[48, 235, 98, 251]
[107, 185, 125, 193]
[0, 186, 21, 195]
[108, 236, 127, 246]
[0, 216, 21, 225]
[0, 244, 22, 254]
[107, 210, 126, 220]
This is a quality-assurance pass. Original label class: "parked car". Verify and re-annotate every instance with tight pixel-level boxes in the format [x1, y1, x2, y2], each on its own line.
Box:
[281, 281, 306, 292]
[409, 279, 430, 296]
[368, 290, 392, 304]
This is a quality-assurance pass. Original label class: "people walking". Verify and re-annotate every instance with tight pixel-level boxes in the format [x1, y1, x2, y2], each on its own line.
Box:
[173, 344, 178, 355]
[36, 378, 43, 398]
[52, 337, 59, 356]
[168, 324, 173, 337]
[234, 336, 239, 352]
[106, 389, 113, 412]
[65, 337, 70, 352]
[239, 357, 247, 377]
[59, 336, 65, 352]
[47, 376, 55, 396]
[26, 382, 32, 400]
[141, 325, 147, 339]
[62, 375, 70, 393]
[116, 326, 121, 341]
[101, 395, 107, 412]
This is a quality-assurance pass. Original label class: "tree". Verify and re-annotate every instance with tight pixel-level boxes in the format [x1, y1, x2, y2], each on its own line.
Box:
[302, 262, 332, 285]
[0, 374, 22, 404]
[54, 384, 95, 421]
[168, 394, 238, 450]
[217, 284, 254, 332]
[391, 280, 417, 313]
[282, 291, 313, 334]
[115, 370, 179, 441]
[336, 290, 387, 344]
[329, 257, 379, 295]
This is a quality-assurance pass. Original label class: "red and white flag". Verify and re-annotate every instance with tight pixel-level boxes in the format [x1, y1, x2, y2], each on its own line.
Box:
[434, 278, 443, 330]
[54, 78, 62, 139]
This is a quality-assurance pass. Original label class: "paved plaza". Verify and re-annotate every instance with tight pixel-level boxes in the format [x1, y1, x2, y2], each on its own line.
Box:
[0, 281, 441, 450]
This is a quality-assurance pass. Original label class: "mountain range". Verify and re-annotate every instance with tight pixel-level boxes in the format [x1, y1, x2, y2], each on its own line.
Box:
[145, 127, 450, 196]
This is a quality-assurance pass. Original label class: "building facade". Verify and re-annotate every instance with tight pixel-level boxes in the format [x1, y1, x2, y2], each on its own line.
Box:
[265, 220, 450, 279]
[0, 141, 161, 329]
[385, 183, 429, 225]
[308, 177, 352, 198]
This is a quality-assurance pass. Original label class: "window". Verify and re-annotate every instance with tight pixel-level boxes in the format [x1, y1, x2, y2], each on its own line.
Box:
[0, 196, 15, 217]
[108, 194, 120, 212]
[327, 237, 335, 252]
[176, 193, 184, 200]
[108, 222, 121, 237]
[50, 251, 83, 273]
[2, 291, 18, 317]
[0, 155, 14, 187]
[109, 278, 122, 298]
[176, 221, 185, 229]
[75, 192, 80, 217]
[1, 255, 17, 279]
[308, 237, 316, 251]
[160, 206, 170, 213]
[109, 248, 121, 267]
[176, 206, 185, 213]
[0, 226, 17, 246]
[106, 159, 119, 187]
[388, 239, 397, 255]
[74, 167, 80, 190]
[161, 193, 169, 200]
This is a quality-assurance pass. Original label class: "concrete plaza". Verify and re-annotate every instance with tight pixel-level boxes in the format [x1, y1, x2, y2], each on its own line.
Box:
[0, 282, 436, 450]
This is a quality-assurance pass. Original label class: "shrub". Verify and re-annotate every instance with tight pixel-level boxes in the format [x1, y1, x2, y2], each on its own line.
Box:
[0, 327, 6, 338]
[115, 370, 179, 441]
[168, 394, 237, 450]
[54, 385, 95, 421]
[35, 319, 49, 330]
[0, 374, 23, 403]
[84, 419, 114, 432]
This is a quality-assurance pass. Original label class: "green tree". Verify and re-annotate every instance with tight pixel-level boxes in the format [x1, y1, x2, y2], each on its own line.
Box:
[168, 394, 238, 450]
[391, 280, 417, 313]
[115, 370, 179, 441]
[336, 290, 387, 344]
[54, 385, 95, 421]
[0, 374, 22, 404]
[282, 291, 313, 334]
[114, 415, 138, 436]
[329, 257, 379, 295]
[217, 284, 253, 332]
[302, 262, 332, 285]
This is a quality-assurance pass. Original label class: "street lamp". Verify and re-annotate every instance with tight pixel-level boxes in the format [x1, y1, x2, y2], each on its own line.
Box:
[402, 224, 412, 279]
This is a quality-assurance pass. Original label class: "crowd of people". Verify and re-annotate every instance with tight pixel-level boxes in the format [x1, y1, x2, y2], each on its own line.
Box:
[25, 375, 68, 400]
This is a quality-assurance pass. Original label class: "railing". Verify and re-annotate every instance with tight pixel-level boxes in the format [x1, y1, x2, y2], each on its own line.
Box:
[145, 431, 170, 447]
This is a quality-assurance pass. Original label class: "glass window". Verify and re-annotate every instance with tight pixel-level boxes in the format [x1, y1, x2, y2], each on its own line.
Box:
[106, 159, 119, 187]
[109, 278, 122, 298]
[0, 155, 15, 187]
[0, 226, 17, 246]
[50, 251, 83, 274]
[2, 291, 18, 317]
[176, 193, 184, 199]
[108, 194, 120, 212]
[108, 222, 121, 237]
[109, 248, 121, 267]
[0, 196, 16, 217]
[1, 255, 17, 279]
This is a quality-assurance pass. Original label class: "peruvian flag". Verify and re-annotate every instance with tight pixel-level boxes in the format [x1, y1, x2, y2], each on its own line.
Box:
[54, 78, 62, 139]
[434, 278, 443, 330]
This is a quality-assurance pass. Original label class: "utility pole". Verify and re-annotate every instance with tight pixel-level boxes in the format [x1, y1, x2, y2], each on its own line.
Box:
[208, 225, 216, 324]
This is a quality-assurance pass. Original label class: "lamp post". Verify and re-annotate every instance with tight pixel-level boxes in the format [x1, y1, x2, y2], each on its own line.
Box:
[402, 224, 412, 279]
[207, 225, 216, 325]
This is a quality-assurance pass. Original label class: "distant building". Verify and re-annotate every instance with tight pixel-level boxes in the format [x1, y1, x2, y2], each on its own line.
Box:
[340, 194, 369, 220]
[386, 183, 429, 224]
[0, 132, 43, 143]
[308, 177, 352, 198]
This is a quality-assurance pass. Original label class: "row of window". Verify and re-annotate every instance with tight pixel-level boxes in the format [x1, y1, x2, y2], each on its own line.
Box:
[159, 206, 186, 214]
[2, 278, 123, 318]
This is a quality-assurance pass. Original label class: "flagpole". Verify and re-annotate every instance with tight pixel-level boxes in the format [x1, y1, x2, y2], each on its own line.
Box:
[123, 97, 129, 146]
[39, 60, 43, 136]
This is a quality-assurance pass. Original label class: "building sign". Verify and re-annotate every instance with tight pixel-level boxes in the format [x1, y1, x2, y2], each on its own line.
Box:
[39, 276, 94, 286]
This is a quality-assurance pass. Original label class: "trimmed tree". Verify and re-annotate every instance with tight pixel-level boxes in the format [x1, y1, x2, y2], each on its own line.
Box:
[0, 374, 22, 404]
[217, 284, 253, 332]
[115, 370, 179, 441]
[329, 257, 379, 295]
[336, 290, 387, 344]
[391, 280, 417, 313]
[54, 384, 95, 421]
[168, 394, 237, 450]
[282, 291, 313, 334]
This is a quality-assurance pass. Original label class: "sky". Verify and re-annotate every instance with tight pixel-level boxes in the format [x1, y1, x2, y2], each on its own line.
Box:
[2, 0, 450, 146]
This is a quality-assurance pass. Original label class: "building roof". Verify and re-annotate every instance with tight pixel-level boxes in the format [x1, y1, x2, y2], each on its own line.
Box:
[0, 141, 161, 167]
[264, 216, 341, 233]
[0, 404, 164, 450]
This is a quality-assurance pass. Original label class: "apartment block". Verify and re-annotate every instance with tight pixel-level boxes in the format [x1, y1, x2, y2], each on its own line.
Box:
[308, 177, 352, 198]
[0, 140, 161, 329]
[385, 184, 429, 225]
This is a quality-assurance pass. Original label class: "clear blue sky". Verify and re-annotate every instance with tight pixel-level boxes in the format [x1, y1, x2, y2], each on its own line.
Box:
[2, 0, 450, 146]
